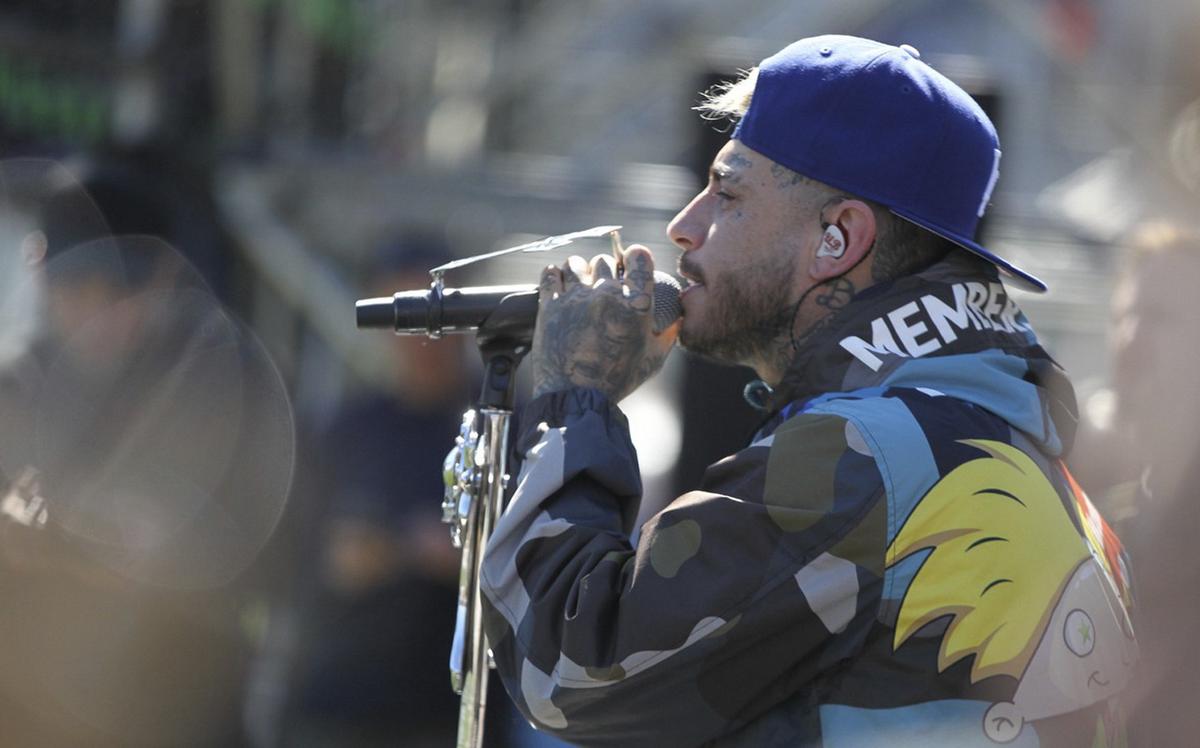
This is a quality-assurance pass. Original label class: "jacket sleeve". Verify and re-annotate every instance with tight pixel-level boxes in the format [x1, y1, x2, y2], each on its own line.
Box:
[480, 388, 887, 747]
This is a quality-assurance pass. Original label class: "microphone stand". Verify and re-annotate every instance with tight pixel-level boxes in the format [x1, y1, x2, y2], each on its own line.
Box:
[441, 291, 531, 748]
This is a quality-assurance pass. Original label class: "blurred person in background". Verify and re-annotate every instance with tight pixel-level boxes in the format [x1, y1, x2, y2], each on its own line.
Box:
[0, 159, 293, 746]
[1075, 221, 1200, 745]
[479, 36, 1136, 747]
[272, 232, 467, 747]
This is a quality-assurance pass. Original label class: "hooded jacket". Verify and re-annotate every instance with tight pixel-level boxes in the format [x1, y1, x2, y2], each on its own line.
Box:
[480, 254, 1137, 747]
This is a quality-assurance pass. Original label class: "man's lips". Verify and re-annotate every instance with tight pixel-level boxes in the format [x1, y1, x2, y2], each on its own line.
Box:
[677, 260, 706, 301]
[680, 278, 705, 299]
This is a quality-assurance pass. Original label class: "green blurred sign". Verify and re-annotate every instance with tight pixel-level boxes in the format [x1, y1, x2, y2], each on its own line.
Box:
[0, 55, 110, 146]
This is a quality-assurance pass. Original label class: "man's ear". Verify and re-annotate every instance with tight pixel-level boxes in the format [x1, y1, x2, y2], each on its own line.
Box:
[808, 199, 876, 282]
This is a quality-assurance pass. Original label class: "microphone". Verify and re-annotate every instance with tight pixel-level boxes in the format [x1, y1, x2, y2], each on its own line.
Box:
[357, 272, 682, 337]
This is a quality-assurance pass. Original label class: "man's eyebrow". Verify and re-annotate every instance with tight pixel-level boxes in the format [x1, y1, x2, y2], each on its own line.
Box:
[710, 164, 743, 183]
[711, 152, 754, 184]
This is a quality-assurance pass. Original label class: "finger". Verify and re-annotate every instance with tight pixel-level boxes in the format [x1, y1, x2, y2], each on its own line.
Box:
[538, 264, 563, 302]
[563, 255, 588, 286]
[589, 254, 616, 284]
[621, 245, 656, 314]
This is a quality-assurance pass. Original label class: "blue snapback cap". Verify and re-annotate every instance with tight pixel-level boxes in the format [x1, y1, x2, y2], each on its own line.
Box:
[734, 35, 1046, 293]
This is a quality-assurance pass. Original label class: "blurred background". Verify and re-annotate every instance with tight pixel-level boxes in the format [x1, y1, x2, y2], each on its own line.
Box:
[0, 0, 1197, 745]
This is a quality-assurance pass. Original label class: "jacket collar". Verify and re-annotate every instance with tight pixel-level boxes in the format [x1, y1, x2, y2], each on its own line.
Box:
[764, 254, 1066, 418]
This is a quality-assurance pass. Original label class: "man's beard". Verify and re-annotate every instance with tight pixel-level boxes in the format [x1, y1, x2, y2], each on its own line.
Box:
[679, 256, 798, 368]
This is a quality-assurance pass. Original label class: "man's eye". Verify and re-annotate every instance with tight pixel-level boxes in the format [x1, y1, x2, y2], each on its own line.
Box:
[715, 190, 735, 201]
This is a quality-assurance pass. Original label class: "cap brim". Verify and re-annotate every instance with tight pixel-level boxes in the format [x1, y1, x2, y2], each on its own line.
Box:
[890, 209, 1048, 293]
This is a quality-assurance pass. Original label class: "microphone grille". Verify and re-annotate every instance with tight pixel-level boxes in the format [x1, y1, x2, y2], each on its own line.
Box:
[651, 271, 682, 334]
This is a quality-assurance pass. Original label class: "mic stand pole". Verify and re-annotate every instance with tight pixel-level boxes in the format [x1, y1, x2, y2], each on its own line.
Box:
[442, 304, 531, 748]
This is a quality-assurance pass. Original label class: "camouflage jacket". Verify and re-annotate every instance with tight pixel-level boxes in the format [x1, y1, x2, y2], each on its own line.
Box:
[481, 256, 1137, 747]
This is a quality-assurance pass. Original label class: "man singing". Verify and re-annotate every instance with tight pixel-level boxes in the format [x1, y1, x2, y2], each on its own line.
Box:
[480, 35, 1136, 747]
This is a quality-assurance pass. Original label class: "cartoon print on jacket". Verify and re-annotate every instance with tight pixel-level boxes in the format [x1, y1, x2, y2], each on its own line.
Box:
[886, 440, 1138, 744]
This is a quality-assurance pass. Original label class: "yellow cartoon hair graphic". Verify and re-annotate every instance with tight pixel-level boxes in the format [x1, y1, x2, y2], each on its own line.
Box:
[886, 439, 1089, 683]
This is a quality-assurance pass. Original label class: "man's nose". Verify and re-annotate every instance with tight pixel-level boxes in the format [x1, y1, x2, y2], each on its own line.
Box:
[667, 195, 707, 252]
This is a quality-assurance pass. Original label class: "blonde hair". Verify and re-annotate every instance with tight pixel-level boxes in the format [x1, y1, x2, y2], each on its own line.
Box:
[695, 68, 759, 122]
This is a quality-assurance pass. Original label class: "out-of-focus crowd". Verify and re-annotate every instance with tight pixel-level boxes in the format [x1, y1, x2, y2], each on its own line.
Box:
[0, 151, 575, 747]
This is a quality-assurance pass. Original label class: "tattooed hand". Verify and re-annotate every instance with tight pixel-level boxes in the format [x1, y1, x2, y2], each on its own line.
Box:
[532, 245, 679, 402]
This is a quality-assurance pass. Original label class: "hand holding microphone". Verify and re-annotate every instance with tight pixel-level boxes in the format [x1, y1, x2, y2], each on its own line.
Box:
[531, 244, 679, 403]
